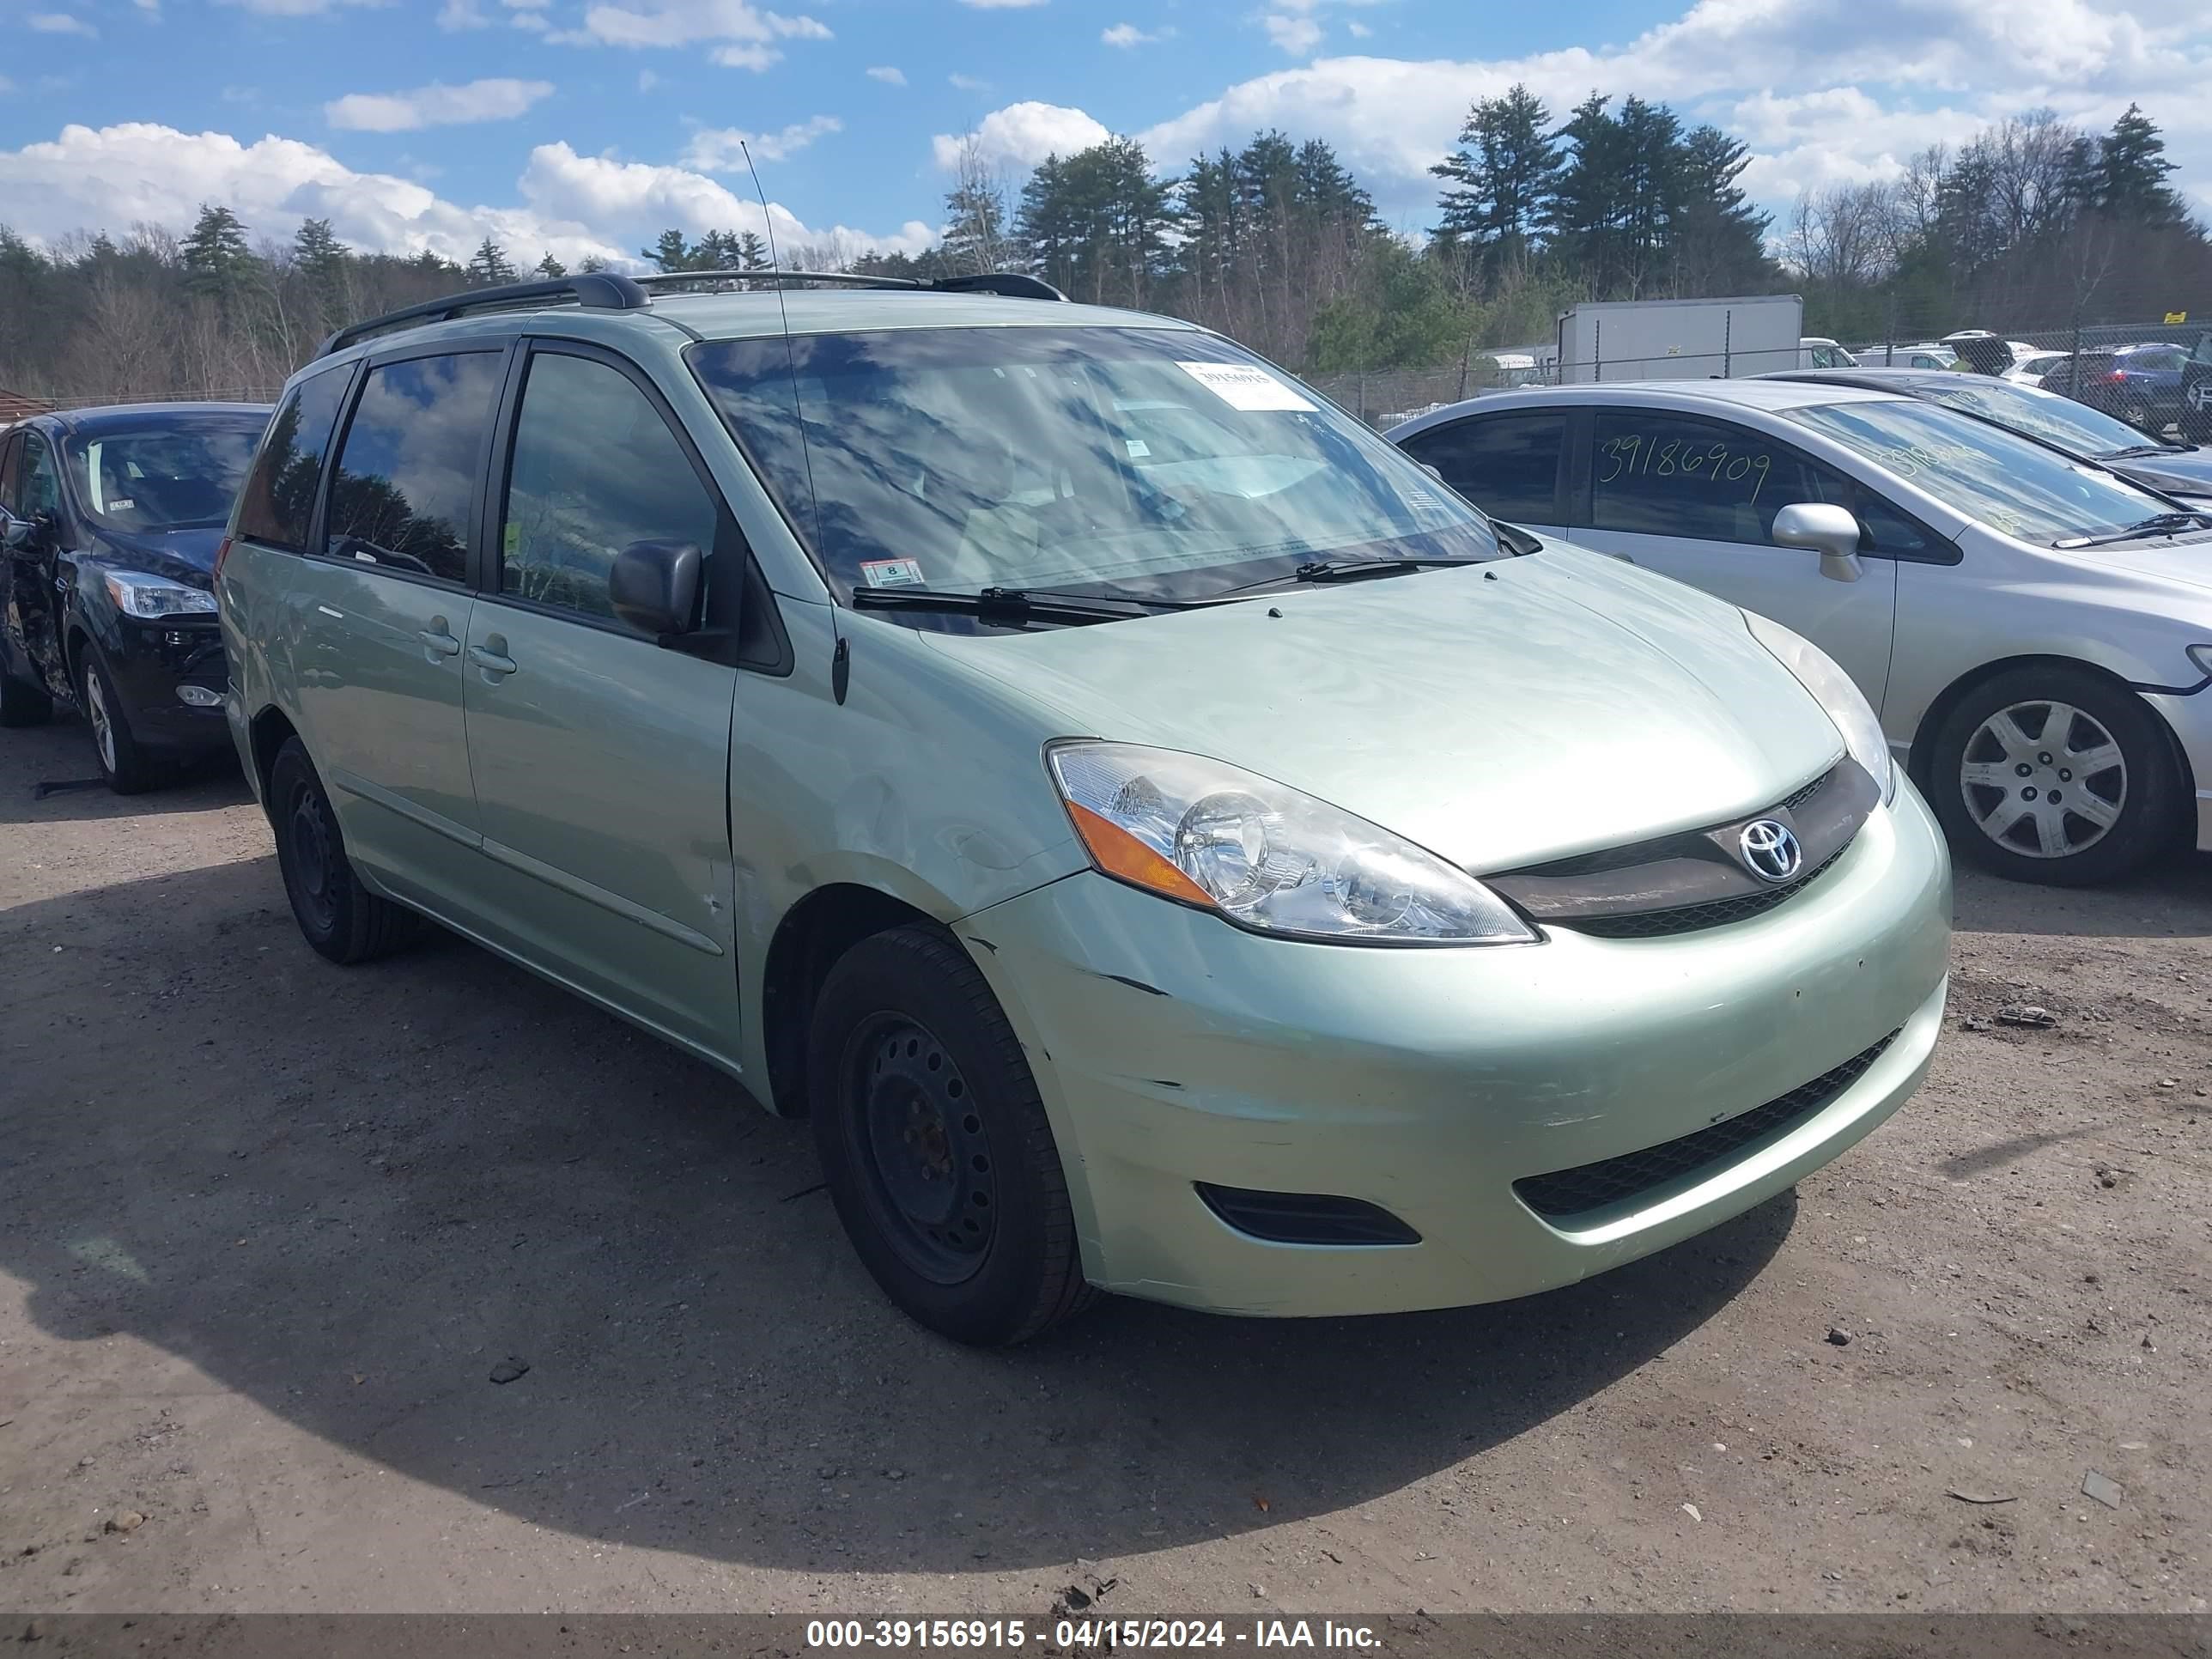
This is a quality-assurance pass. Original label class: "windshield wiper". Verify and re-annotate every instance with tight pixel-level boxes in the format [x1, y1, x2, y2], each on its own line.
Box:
[1212, 556, 1489, 596]
[849, 585, 1215, 627]
[2055, 511, 2212, 549]
[2102, 442, 2191, 459]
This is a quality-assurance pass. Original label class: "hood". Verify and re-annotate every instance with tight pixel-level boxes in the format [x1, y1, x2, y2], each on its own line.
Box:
[2114, 449, 2212, 501]
[2045, 535, 2212, 595]
[919, 544, 1848, 873]
[88, 526, 224, 583]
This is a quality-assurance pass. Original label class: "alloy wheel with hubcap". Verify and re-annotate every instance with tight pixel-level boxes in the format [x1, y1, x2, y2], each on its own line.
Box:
[1959, 699, 2125, 861]
[80, 652, 161, 793]
[1929, 665, 2178, 886]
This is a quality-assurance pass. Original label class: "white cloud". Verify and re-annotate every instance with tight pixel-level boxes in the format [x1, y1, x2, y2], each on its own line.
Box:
[866, 64, 906, 84]
[683, 114, 842, 167]
[214, 0, 379, 16]
[0, 122, 933, 273]
[1101, 0, 2212, 222]
[958, 0, 1045, 7]
[435, 0, 489, 27]
[1102, 21, 1169, 47]
[636, 69, 659, 90]
[948, 73, 990, 91]
[558, 0, 831, 67]
[1262, 14, 1321, 55]
[326, 78, 556, 132]
[28, 11, 98, 33]
[930, 100, 1110, 172]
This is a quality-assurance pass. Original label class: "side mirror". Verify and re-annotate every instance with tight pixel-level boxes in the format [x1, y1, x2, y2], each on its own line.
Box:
[1, 512, 31, 551]
[1771, 502, 1864, 584]
[609, 539, 703, 637]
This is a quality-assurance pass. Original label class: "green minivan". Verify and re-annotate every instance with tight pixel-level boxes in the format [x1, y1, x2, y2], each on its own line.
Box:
[217, 270, 1951, 1344]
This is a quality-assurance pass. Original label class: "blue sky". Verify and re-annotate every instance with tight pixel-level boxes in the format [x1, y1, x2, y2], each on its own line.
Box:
[3, 0, 2209, 270]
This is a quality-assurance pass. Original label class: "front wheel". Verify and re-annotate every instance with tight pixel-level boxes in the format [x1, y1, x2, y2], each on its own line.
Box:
[81, 650, 166, 793]
[808, 925, 1095, 1346]
[1927, 666, 2179, 886]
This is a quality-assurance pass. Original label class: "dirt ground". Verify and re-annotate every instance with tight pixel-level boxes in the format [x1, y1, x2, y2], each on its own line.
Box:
[0, 713, 2206, 1619]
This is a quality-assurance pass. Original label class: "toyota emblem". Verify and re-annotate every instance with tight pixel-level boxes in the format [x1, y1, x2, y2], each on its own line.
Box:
[1739, 818, 1803, 884]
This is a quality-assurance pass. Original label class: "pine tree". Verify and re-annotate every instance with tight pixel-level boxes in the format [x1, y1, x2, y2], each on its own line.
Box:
[943, 172, 1008, 275]
[535, 252, 567, 278]
[2097, 104, 2188, 226]
[181, 204, 253, 300]
[1431, 84, 1559, 276]
[1544, 94, 1628, 294]
[465, 236, 516, 286]
[1671, 125, 1771, 294]
[641, 228, 693, 272]
[735, 230, 770, 270]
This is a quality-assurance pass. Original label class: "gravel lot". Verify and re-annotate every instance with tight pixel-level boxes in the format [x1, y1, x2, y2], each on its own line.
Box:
[0, 714, 2206, 1618]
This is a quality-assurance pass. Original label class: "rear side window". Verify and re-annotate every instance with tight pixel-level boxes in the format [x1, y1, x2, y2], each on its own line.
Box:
[498, 351, 720, 625]
[1397, 413, 1565, 524]
[0, 435, 19, 509]
[236, 368, 350, 551]
[324, 352, 502, 585]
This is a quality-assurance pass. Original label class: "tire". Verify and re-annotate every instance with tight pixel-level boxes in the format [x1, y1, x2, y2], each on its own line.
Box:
[807, 925, 1096, 1346]
[268, 737, 420, 964]
[0, 668, 52, 727]
[80, 649, 167, 794]
[1926, 665, 2180, 886]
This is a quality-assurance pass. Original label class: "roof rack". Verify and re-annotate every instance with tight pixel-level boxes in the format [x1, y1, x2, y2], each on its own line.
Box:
[314, 266, 1067, 360]
[635, 268, 1068, 302]
[317, 272, 650, 359]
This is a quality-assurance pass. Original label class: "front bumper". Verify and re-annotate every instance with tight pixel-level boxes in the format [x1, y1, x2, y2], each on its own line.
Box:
[2141, 685, 2212, 851]
[957, 780, 1953, 1319]
[100, 617, 233, 757]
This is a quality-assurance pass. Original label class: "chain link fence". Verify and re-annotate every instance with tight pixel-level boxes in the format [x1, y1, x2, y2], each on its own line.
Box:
[1308, 310, 2212, 429]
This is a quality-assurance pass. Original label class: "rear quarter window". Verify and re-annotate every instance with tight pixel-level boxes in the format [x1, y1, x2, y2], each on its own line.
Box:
[236, 367, 352, 551]
[1397, 412, 1565, 523]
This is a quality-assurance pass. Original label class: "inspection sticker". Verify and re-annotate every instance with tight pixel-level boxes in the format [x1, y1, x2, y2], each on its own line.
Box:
[859, 557, 927, 588]
[1176, 360, 1317, 412]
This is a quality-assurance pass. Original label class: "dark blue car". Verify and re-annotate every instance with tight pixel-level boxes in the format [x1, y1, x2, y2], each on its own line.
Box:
[2046, 341, 2198, 434]
[0, 403, 270, 791]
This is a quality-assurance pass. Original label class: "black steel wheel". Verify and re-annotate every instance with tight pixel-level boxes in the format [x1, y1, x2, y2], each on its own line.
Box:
[808, 925, 1094, 1345]
[269, 737, 420, 964]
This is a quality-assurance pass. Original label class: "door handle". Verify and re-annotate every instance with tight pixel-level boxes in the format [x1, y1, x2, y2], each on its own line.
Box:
[417, 623, 462, 659]
[468, 641, 518, 678]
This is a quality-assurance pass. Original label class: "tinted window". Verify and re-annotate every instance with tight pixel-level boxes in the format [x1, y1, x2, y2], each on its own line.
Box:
[0, 435, 18, 511]
[500, 352, 719, 624]
[238, 370, 351, 550]
[1589, 410, 1930, 554]
[1397, 413, 1565, 523]
[325, 353, 502, 584]
[18, 434, 60, 520]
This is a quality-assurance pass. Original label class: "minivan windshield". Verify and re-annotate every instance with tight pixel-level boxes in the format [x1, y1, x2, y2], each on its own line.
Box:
[63, 417, 265, 534]
[688, 326, 1502, 612]
[1784, 398, 2185, 545]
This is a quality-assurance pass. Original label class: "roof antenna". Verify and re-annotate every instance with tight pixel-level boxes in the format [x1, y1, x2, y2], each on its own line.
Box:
[741, 139, 842, 696]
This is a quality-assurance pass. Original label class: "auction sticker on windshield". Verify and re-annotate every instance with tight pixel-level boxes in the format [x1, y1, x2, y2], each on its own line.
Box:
[1176, 361, 1318, 412]
[860, 558, 927, 588]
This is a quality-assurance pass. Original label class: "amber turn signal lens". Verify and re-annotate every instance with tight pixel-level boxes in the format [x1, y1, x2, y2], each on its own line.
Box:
[1066, 801, 1216, 909]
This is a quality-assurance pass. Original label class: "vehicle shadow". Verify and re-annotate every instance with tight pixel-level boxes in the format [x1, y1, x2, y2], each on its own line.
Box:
[0, 856, 1792, 1575]
[0, 717, 247, 826]
[1949, 854, 2212, 941]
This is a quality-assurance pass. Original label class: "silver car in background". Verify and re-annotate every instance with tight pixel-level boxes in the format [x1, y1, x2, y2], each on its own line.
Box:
[1391, 380, 2212, 886]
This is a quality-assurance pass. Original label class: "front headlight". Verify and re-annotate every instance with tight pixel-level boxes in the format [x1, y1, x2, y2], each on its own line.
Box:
[1742, 610, 1895, 801]
[1046, 741, 1535, 945]
[104, 569, 216, 620]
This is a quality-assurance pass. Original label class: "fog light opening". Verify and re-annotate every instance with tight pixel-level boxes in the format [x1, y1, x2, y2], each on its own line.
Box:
[176, 684, 224, 708]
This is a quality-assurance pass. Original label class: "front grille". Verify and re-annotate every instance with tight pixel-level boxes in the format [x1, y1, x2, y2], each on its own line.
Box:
[1512, 1029, 1900, 1222]
[1563, 844, 1846, 939]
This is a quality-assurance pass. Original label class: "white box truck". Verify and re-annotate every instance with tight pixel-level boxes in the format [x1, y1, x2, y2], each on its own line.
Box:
[1554, 295, 1804, 384]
